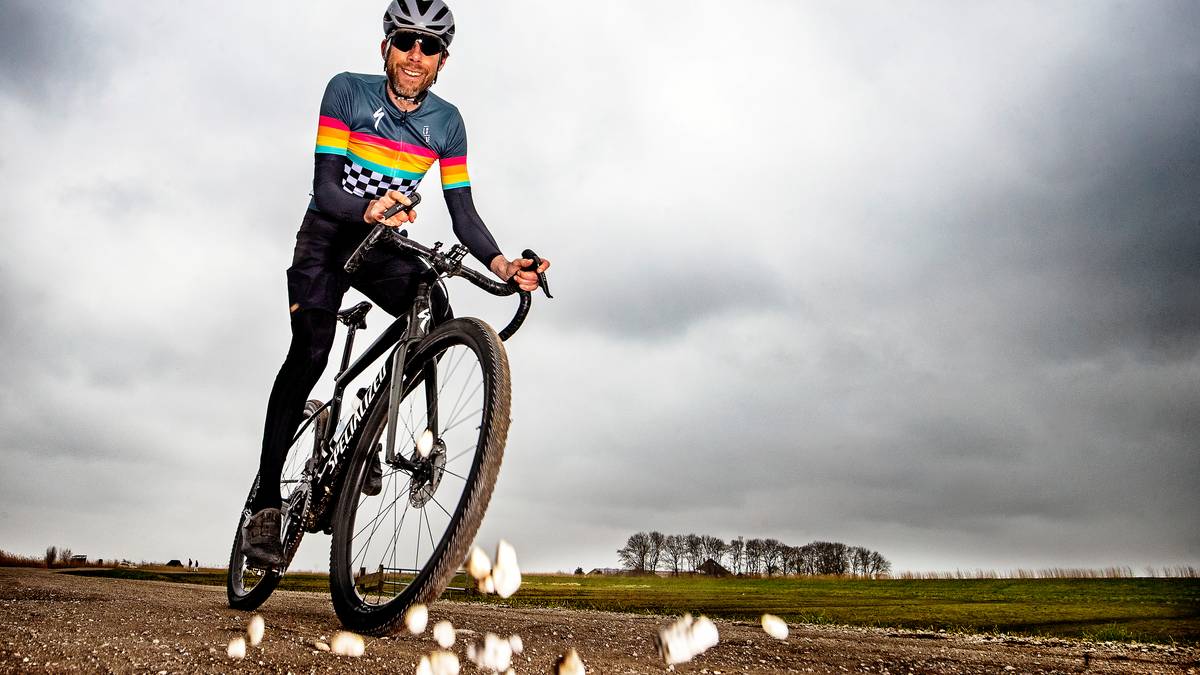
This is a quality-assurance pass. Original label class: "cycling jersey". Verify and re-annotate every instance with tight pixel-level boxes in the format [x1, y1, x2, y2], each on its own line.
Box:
[314, 71, 469, 199]
[307, 72, 500, 266]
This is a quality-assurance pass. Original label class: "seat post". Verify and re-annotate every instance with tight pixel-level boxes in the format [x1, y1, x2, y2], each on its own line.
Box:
[338, 325, 358, 376]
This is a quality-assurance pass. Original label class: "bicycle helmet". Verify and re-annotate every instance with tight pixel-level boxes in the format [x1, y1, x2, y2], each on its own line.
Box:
[383, 0, 456, 47]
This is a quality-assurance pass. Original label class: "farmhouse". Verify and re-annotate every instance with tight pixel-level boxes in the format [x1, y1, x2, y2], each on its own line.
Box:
[587, 567, 626, 576]
[697, 558, 732, 577]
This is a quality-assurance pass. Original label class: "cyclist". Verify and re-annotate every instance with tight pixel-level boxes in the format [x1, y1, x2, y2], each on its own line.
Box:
[242, 0, 551, 567]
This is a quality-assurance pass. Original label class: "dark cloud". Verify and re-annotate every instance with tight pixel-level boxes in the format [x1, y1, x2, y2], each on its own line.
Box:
[0, 1, 111, 104]
[951, 2, 1200, 364]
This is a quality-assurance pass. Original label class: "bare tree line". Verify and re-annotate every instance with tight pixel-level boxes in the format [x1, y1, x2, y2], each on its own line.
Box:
[617, 532, 892, 578]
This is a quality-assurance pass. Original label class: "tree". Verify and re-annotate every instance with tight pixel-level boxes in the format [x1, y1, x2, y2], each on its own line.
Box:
[45, 546, 57, 568]
[744, 538, 764, 575]
[663, 535, 686, 575]
[59, 548, 72, 565]
[684, 534, 703, 572]
[811, 541, 849, 575]
[868, 551, 892, 578]
[728, 537, 744, 575]
[761, 539, 784, 576]
[617, 532, 652, 572]
[781, 545, 802, 576]
[701, 535, 726, 567]
[647, 531, 666, 573]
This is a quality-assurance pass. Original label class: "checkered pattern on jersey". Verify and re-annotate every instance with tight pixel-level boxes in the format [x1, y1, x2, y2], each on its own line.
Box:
[341, 162, 419, 198]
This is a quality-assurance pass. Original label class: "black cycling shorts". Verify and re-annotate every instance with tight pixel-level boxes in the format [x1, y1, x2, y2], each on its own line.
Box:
[285, 209, 449, 319]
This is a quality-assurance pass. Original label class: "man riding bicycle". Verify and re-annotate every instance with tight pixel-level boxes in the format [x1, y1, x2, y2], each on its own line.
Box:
[243, 0, 551, 567]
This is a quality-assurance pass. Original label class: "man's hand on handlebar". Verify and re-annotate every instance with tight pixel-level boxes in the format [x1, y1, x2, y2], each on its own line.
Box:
[364, 190, 417, 227]
[490, 256, 552, 293]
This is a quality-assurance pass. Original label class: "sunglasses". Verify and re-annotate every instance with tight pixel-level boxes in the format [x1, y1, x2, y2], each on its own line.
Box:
[389, 30, 446, 57]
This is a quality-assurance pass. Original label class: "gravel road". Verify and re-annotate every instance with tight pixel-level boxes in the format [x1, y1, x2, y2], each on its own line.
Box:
[1, 567, 1195, 674]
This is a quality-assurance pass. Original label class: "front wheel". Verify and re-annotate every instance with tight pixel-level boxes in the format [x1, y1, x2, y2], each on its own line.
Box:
[329, 318, 511, 634]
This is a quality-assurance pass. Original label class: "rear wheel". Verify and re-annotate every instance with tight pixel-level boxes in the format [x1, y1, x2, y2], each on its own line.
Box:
[227, 399, 326, 610]
[329, 318, 510, 634]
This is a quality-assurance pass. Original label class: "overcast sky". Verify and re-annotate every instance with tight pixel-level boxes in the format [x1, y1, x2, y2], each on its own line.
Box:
[1, 1, 1196, 575]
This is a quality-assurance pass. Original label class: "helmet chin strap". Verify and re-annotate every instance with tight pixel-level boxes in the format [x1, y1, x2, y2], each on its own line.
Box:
[389, 81, 429, 105]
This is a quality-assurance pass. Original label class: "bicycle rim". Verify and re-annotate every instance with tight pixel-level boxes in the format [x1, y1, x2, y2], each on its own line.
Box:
[330, 318, 509, 633]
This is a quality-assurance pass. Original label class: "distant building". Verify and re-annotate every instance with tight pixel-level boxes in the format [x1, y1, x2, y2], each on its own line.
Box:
[166, 559, 183, 567]
[697, 558, 732, 577]
[69, 554, 88, 564]
[588, 567, 625, 576]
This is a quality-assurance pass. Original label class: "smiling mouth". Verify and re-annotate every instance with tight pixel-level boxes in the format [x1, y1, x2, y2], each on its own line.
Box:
[401, 68, 423, 78]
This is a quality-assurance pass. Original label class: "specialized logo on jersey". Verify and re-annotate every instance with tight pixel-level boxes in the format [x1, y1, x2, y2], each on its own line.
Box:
[372, 106, 386, 131]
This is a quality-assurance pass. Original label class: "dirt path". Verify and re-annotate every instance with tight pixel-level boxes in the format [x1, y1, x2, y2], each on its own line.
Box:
[0, 568, 1195, 674]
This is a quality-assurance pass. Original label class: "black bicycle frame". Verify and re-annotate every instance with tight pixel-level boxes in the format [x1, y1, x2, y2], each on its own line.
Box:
[301, 281, 438, 490]
[288, 221, 547, 494]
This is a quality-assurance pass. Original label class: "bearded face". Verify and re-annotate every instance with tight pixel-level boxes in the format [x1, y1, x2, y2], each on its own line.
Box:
[384, 39, 445, 101]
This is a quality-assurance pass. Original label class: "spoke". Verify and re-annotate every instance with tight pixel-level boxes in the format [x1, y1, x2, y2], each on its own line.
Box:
[428, 493, 453, 520]
[423, 505, 438, 552]
[443, 361, 481, 434]
[414, 508, 423, 571]
[439, 467, 468, 482]
[352, 476, 412, 542]
[447, 444, 477, 465]
[443, 404, 484, 435]
[381, 466, 411, 480]
[437, 346, 471, 402]
[355, 496, 410, 571]
[375, 491, 408, 596]
[397, 397, 421, 452]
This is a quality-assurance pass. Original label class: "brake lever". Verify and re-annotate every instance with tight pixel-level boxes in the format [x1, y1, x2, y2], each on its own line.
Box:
[521, 248, 553, 299]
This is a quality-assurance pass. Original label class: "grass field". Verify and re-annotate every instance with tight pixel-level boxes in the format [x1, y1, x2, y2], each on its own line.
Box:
[60, 569, 1200, 644]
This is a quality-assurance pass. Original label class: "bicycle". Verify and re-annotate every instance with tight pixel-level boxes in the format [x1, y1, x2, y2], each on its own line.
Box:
[225, 193, 551, 635]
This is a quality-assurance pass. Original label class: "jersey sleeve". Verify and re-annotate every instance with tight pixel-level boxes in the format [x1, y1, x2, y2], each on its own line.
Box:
[439, 111, 471, 190]
[310, 73, 373, 223]
[314, 73, 354, 157]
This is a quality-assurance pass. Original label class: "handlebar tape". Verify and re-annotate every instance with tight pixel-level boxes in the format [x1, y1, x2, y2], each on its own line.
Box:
[344, 192, 423, 274]
[381, 191, 421, 219]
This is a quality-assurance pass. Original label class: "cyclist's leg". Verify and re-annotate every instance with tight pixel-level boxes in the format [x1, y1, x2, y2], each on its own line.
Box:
[251, 211, 351, 514]
[252, 308, 337, 513]
[350, 253, 453, 323]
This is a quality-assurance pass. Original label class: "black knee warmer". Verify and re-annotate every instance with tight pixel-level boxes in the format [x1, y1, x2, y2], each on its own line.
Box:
[253, 310, 338, 512]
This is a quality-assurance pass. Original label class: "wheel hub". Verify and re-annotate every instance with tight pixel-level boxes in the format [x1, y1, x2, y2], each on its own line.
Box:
[409, 438, 447, 508]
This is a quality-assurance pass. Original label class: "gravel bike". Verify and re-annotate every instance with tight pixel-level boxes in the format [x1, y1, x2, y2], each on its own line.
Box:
[226, 194, 550, 634]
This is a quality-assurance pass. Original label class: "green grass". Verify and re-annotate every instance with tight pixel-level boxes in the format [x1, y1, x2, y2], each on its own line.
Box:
[59, 569, 1200, 644]
[478, 574, 1200, 644]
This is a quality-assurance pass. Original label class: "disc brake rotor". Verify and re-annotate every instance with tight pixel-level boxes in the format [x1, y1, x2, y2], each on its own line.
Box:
[409, 439, 447, 508]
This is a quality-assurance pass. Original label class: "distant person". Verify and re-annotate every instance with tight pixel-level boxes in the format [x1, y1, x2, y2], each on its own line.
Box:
[240, 0, 550, 567]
